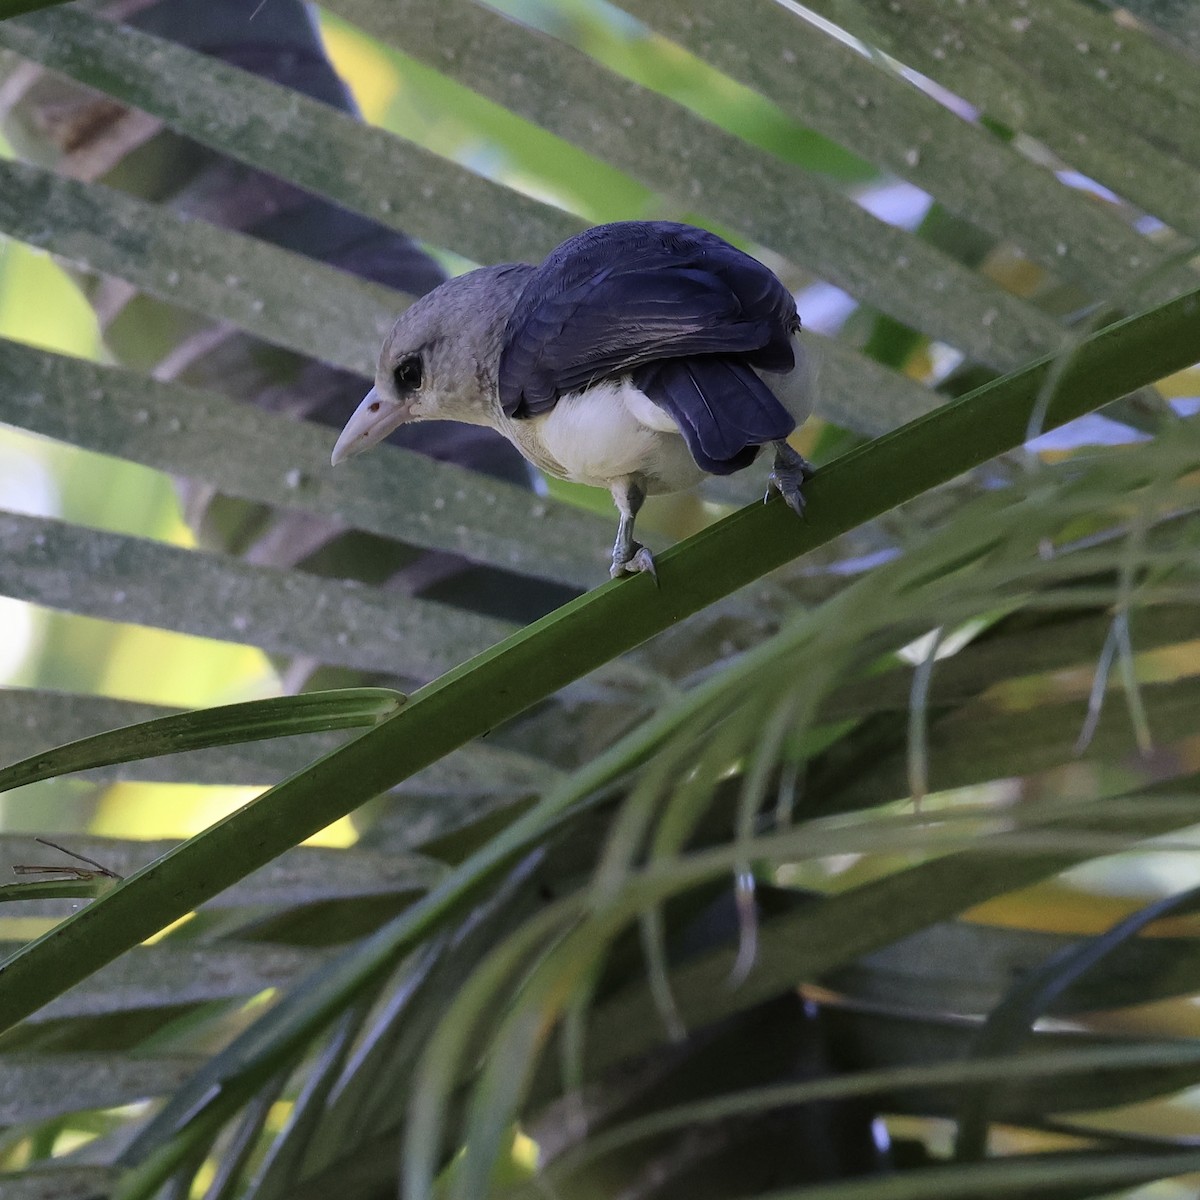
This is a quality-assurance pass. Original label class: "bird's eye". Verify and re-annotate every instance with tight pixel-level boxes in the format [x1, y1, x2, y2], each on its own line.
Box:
[393, 356, 422, 392]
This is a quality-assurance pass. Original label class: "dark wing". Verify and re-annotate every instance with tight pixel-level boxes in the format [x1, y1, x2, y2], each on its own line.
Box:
[631, 356, 792, 475]
[498, 221, 799, 419]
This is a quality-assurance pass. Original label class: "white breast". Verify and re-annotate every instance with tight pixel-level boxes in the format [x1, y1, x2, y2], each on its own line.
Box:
[516, 379, 705, 494]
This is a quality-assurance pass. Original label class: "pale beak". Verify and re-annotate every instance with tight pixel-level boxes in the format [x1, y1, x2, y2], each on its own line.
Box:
[330, 387, 413, 465]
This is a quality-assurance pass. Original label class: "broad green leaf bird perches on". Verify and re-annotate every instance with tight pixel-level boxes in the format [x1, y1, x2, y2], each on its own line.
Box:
[332, 221, 815, 579]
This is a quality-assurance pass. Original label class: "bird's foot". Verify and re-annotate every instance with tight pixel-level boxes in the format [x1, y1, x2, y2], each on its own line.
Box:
[765, 446, 815, 517]
[611, 543, 657, 581]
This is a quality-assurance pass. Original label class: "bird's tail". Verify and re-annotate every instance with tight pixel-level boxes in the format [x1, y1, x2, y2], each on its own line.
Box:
[634, 356, 795, 475]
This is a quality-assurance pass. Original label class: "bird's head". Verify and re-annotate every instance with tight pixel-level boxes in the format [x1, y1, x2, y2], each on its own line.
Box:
[331, 262, 534, 465]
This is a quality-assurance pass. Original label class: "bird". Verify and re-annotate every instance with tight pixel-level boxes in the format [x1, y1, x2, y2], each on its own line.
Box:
[331, 220, 815, 580]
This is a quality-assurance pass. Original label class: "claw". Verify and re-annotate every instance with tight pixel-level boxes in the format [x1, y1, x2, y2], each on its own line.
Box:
[611, 543, 658, 583]
[768, 470, 808, 517]
[766, 443, 814, 518]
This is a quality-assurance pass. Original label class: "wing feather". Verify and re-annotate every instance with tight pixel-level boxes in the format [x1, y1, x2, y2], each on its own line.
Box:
[499, 222, 799, 420]
[632, 357, 792, 475]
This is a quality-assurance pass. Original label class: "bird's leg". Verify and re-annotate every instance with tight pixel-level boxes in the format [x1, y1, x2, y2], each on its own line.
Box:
[610, 478, 656, 580]
[765, 439, 815, 517]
